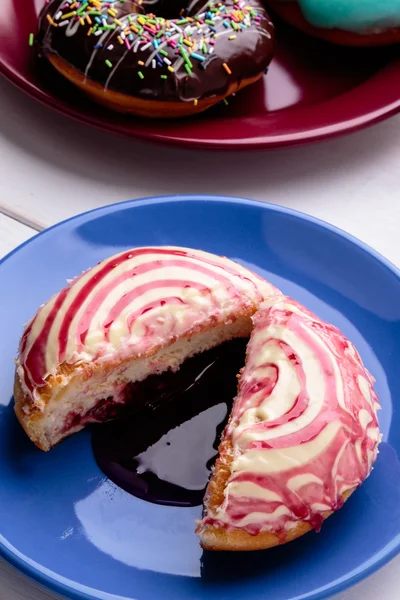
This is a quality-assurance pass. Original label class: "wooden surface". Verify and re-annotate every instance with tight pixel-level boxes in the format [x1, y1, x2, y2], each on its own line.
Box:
[0, 74, 399, 600]
[0, 213, 35, 256]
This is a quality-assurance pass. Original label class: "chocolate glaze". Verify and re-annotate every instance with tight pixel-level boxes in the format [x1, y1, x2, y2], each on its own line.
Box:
[37, 0, 274, 102]
[91, 338, 247, 507]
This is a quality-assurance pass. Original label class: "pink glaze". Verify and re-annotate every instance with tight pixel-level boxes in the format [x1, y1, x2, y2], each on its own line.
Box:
[17, 247, 277, 397]
[76, 258, 234, 344]
[200, 297, 381, 536]
[103, 280, 210, 341]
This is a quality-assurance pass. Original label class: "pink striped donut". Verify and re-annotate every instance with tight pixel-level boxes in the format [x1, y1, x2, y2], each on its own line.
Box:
[198, 295, 381, 550]
[14, 246, 279, 451]
[13, 249, 380, 552]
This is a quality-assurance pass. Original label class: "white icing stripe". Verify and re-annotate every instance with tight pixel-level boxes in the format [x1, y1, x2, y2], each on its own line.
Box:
[234, 324, 327, 445]
[217, 505, 294, 528]
[221, 481, 283, 502]
[232, 420, 342, 475]
[287, 473, 323, 493]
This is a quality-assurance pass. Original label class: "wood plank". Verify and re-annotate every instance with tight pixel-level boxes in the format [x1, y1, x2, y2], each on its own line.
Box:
[0, 214, 35, 257]
[1, 77, 400, 267]
[0, 560, 60, 600]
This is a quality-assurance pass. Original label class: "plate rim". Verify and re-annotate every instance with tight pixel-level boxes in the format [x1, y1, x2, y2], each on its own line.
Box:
[1, 42, 400, 150]
[1, 194, 400, 600]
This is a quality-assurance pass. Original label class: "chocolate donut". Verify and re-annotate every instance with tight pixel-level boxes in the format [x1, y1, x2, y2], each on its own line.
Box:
[36, 0, 275, 117]
[267, 0, 400, 46]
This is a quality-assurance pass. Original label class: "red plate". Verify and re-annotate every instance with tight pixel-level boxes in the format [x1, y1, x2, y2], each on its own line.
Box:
[1, 0, 400, 149]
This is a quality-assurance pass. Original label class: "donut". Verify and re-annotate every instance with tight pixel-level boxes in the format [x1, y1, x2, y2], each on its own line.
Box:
[35, 0, 275, 117]
[266, 0, 400, 46]
[197, 295, 381, 550]
[14, 246, 279, 451]
[14, 247, 381, 551]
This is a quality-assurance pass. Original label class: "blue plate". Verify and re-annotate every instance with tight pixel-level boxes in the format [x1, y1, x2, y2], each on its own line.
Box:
[1, 196, 400, 600]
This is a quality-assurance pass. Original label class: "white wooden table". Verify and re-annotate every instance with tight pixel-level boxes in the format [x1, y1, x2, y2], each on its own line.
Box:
[1, 74, 400, 600]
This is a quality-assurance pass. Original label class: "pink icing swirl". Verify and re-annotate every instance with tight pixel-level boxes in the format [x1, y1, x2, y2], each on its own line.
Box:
[201, 296, 381, 535]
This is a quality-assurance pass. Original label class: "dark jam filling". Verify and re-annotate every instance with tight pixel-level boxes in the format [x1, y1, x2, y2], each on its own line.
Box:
[91, 339, 248, 507]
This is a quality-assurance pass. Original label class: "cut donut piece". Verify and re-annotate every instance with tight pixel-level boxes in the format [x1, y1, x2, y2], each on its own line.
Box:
[198, 296, 381, 550]
[14, 246, 279, 451]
